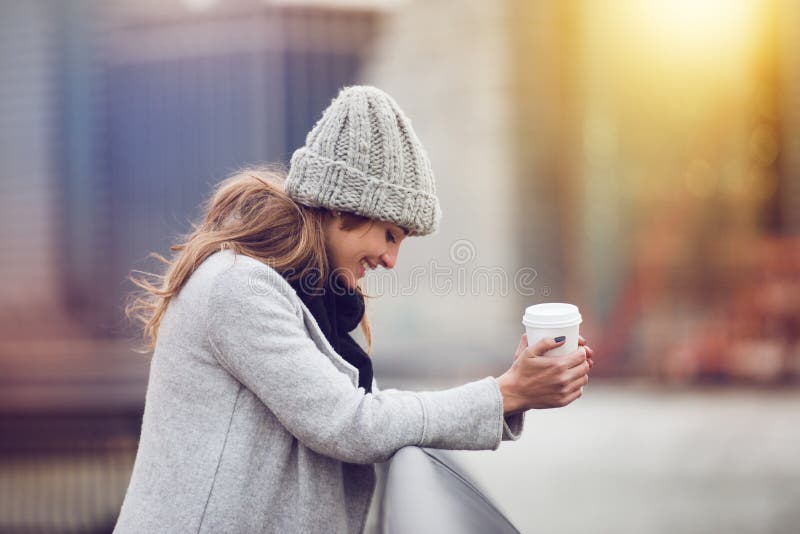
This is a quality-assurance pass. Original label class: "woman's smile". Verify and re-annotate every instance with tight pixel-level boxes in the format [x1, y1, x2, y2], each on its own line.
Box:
[325, 216, 407, 289]
[358, 257, 377, 278]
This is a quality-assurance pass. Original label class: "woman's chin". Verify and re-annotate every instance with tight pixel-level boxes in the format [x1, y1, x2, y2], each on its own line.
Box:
[333, 270, 358, 290]
[347, 273, 360, 288]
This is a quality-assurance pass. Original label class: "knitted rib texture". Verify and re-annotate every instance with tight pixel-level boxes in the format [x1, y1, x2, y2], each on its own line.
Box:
[285, 85, 442, 237]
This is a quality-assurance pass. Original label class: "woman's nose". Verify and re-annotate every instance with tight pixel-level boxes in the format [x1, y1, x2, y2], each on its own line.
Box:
[380, 250, 397, 269]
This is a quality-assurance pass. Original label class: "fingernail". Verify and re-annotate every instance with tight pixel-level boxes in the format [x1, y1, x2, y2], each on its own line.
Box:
[554, 336, 566, 343]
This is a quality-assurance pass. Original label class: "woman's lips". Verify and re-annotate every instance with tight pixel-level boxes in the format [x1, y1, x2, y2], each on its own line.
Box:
[358, 263, 365, 277]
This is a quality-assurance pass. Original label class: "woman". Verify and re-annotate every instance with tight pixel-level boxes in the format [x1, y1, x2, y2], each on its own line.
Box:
[115, 85, 594, 533]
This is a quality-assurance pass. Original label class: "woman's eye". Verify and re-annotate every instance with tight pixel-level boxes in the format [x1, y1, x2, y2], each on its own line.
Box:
[386, 230, 396, 243]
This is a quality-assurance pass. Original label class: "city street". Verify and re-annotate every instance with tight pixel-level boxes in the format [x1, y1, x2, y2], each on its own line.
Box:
[445, 381, 800, 534]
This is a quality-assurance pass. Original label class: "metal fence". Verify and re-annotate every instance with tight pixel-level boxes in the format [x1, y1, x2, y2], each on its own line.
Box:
[0, 413, 140, 534]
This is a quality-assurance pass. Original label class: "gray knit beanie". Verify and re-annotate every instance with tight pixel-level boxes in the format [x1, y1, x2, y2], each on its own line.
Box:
[285, 85, 442, 237]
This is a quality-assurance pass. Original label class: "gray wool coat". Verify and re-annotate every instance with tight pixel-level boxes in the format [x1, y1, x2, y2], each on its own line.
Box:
[113, 249, 525, 534]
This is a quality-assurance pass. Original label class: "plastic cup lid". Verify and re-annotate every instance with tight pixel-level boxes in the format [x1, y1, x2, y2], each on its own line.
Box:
[522, 302, 582, 328]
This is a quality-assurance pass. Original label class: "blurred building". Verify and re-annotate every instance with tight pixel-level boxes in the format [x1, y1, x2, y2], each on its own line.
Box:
[1, 2, 70, 338]
[364, 0, 799, 383]
[360, 0, 528, 377]
[778, 0, 800, 234]
[1, 1, 386, 531]
[2, 0, 381, 340]
[3, 0, 796, 381]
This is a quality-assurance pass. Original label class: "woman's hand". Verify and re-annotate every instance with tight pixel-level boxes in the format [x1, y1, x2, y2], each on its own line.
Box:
[497, 333, 594, 415]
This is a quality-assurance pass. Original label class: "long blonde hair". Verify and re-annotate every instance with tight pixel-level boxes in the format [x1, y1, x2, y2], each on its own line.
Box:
[125, 164, 374, 354]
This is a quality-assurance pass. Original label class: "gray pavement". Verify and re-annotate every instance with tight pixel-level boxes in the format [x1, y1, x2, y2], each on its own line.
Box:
[436, 380, 800, 534]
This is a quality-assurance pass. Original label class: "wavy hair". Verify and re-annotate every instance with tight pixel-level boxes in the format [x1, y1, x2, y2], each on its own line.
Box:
[125, 165, 375, 355]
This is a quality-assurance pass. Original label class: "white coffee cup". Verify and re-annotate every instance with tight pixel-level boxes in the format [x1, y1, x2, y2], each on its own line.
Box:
[522, 303, 582, 357]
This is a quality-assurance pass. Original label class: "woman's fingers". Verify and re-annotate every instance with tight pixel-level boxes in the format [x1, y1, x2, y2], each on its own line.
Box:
[513, 334, 528, 360]
[565, 372, 589, 395]
[584, 342, 594, 369]
[563, 346, 588, 369]
[565, 357, 591, 382]
[561, 384, 585, 406]
[526, 336, 567, 357]
[579, 336, 594, 361]
[520, 335, 594, 369]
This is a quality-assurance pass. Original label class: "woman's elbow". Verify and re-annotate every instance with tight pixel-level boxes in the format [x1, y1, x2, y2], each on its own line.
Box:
[310, 436, 402, 465]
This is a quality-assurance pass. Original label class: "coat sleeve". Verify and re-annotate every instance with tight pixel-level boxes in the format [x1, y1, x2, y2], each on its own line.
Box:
[205, 263, 511, 464]
[371, 377, 525, 442]
[502, 412, 525, 441]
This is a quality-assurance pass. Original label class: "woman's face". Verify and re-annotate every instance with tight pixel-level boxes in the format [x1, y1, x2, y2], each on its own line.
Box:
[324, 214, 409, 289]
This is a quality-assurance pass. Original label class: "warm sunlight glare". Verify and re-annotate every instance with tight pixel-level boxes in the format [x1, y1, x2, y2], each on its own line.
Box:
[627, 0, 761, 62]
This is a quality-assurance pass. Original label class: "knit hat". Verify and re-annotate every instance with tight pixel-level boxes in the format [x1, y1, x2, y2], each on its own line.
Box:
[285, 85, 442, 237]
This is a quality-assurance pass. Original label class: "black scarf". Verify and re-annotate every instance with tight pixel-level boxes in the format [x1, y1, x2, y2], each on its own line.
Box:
[287, 271, 373, 393]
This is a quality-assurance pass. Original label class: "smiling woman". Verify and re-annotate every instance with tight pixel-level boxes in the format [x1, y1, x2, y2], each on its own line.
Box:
[116, 85, 592, 534]
[324, 211, 409, 290]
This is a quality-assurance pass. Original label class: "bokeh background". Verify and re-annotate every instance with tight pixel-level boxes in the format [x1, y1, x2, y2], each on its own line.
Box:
[1, 0, 798, 532]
